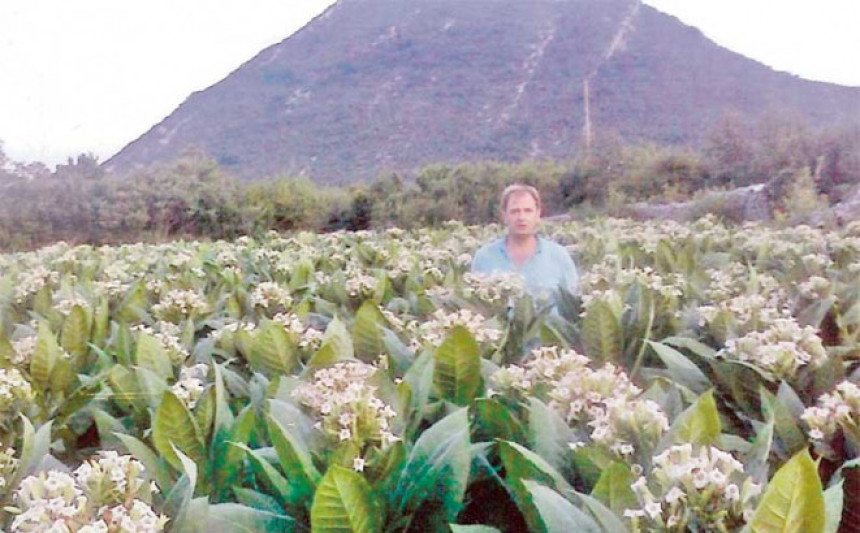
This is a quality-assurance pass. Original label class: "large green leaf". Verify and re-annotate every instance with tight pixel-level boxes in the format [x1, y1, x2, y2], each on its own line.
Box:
[307, 317, 354, 369]
[474, 398, 525, 443]
[433, 325, 482, 405]
[91, 298, 110, 348]
[591, 462, 637, 515]
[117, 282, 148, 323]
[647, 340, 710, 393]
[500, 440, 571, 493]
[135, 332, 172, 380]
[163, 447, 199, 533]
[61, 304, 90, 357]
[152, 390, 206, 471]
[527, 398, 573, 473]
[311, 465, 381, 533]
[576, 492, 631, 533]
[749, 449, 825, 533]
[582, 300, 622, 363]
[268, 415, 321, 506]
[500, 440, 573, 533]
[393, 407, 470, 521]
[30, 322, 60, 387]
[522, 480, 601, 533]
[12, 417, 53, 486]
[667, 389, 721, 446]
[761, 385, 807, 459]
[823, 480, 843, 533]
[250, 321, 297, 375]
[234, 444, 295, 507]
[352, 301, 385, 361]
[206, 503, 296, 532]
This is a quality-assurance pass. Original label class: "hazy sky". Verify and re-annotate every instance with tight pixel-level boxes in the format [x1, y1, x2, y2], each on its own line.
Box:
[1, 0, 858, 167]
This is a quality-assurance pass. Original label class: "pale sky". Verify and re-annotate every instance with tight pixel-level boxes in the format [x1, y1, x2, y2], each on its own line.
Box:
[0, 0, 858, 167]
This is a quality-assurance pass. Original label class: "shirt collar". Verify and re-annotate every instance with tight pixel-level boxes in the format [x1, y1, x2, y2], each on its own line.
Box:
[498, 234, 544, 259]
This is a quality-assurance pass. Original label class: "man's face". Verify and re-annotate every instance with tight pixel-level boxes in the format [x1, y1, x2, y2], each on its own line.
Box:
[503, 192, 541, 237]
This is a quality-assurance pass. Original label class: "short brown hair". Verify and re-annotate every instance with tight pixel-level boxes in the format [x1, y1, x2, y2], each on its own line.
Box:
[500, 183, 541, 212]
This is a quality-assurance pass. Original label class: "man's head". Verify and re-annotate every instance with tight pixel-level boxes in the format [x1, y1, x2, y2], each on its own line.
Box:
[500, 184, 541, 238]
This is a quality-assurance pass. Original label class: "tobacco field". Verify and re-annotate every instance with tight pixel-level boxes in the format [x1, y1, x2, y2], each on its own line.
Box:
[2, 216, 860, 532]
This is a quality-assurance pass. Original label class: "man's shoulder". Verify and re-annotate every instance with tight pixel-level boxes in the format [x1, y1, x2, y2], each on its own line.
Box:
[474, 236, 505, 257]
[471, 236, 505, 271]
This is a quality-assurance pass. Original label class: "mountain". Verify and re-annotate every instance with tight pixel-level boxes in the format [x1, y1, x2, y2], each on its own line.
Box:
[105, 0, 860, 183]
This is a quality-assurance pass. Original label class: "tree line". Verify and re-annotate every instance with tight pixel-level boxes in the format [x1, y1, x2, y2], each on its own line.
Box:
[0, 111, 858, 251]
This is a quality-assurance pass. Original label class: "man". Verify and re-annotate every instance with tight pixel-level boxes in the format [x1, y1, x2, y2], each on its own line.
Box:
[471, 184, 579, 305]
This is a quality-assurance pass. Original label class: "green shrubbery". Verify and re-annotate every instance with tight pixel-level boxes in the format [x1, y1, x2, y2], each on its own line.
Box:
[1, 115, 858, 250]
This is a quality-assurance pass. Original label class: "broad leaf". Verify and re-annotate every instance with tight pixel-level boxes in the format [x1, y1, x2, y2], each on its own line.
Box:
[500, 440, 573, 533]
[393, 407, 470, 521]
[582, 300, 622, 363]
[234, 444, 295, 508]
[311, 465, 381, 533]
[591, 462, 637, 515]
[31, 322, 60, 387]
[576, 492, 631, 533]
[135, 332, 172, 380]
[474, 398, 525, 443]
[206, 503, 296, 532]
[163, 447, 199, 533]
[152, 390, 206, 471]
[522, 480, 601, 533]
[527, 398, 572, 473]
[61, 304, 90, 357]
[433, 325, 482, 405]
[668, 389, 721, 446]
[250, 321, 297, 375]
[823, 480, 843, 533]
[647, 340, 710, 393]
[749, 449, 825, 533]
[268, 415, 321, 506]
[352, 301, 385, 361]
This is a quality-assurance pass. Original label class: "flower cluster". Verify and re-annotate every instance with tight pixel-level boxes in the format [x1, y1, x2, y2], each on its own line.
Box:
[1, 368, 34, 426]
[697, 271, 792, 337]
[131, 322, 189, 365]
[250, 281, 292, 311]
[802, 380, 860, 446]
[151, 289, 208, 322]
[492, 346, 668, 458]
[0, 446, 18, 497]
[10, 451, 167, 532]
[170, 364, 209, 409]
[797, 275, 832, 300]
[404, 309, 503, 350]
[10, 335, 38, 366]
[344, 265, 378, 298]
[625, 444, 762, 532]
[292, 361, 399, 452]
[717, 317, 828, 380]
[209, 321, 256, 344]
[461, 272, 525, 305]
[272, 313, 325, 352]
[54, 295, 91, 316]
[581, 263, 685, 311]
[14, 266, 58, 303]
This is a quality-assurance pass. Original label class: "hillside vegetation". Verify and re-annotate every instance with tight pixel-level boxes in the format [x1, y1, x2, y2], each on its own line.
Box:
[1, 114, 859, 251]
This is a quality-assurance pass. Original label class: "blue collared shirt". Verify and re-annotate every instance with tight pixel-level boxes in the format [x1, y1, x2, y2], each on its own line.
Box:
[470, 235, 580, 304]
